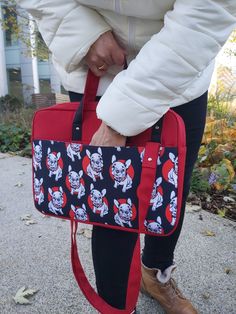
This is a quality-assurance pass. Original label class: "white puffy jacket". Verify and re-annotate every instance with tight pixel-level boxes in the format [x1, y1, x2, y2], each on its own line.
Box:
[17, 0, 236, 136]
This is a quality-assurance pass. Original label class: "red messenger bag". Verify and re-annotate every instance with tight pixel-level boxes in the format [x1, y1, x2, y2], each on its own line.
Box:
[31, 70, 186, 314]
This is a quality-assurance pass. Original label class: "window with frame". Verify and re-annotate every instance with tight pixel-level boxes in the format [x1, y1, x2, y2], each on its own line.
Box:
[7, 67, 23, 100]
[3, 6, 18, 47]
[39, 78, 51, 94]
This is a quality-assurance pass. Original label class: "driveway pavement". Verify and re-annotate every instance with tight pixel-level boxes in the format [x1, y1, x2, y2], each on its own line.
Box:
[0, 153, 235, 314]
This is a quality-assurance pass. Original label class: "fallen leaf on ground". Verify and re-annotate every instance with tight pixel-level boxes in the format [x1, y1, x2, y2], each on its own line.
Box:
[187, 204, 202, 212]
[83, 229, 92, 239]
[77, 228, 84, 235]
[224, 268, 232, 274]
[202, 293, 210, 300]
[14, 182, 23, 187]
[20, 214, 37, 226]
[42, 215, 50, 218]
[217, 209, 227, 218]
[78, 228, 92, 238]
[24, 219, 37, 226]
[20, 214, 32, 221]
[201, 230, 216, 237]
[223, 196, 235, 202]
[13, 286, 38, 305]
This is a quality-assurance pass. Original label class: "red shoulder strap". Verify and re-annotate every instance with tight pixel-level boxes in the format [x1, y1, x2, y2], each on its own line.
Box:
[71, 221, 140, 314]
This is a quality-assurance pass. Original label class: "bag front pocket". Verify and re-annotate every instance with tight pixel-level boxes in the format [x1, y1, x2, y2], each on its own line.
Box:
[32, 139, 145, 232]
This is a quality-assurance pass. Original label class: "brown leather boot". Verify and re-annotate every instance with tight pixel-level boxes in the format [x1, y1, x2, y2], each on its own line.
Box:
[140, 263, 198, 314]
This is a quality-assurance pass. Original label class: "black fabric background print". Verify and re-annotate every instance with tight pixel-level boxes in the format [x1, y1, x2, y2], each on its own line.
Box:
[33, 140, 143, 231]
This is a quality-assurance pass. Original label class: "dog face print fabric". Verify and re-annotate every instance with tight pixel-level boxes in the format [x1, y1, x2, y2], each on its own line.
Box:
[32, 140, 179, 235]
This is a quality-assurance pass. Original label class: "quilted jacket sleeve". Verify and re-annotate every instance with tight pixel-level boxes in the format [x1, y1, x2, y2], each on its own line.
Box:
[17, 0, 111, 73]
[97, 0, 236, 136]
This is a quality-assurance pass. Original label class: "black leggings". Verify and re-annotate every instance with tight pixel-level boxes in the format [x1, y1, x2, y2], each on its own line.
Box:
[69, 91, 208, 309]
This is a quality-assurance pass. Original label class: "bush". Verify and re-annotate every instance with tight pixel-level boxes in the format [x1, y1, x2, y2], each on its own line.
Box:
[0, 95, 23, 113]
[190, 167, 211, 194]
[0, 124, 31, 156]
[208, 92, 236, 122]
[0, 100, 36, 156]
[0, 107, 35, 129]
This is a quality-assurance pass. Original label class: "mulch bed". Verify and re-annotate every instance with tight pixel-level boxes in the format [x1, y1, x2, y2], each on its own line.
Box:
[188, 191, 236, 221]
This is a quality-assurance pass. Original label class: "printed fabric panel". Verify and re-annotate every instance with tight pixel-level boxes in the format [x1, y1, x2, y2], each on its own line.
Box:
[32, 140, 143, 231]
[32, 140, 179, 235]
[144, 147, 178, 235]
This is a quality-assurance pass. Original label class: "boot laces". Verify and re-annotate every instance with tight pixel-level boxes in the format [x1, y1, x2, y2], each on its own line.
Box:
[167, 278, 186, 300]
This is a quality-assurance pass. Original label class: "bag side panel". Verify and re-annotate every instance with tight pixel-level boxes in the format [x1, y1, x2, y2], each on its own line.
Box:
[143, 147, 180, 236]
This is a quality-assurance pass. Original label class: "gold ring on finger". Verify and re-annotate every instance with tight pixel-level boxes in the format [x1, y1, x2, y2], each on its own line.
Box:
[98, 63, 106, 70]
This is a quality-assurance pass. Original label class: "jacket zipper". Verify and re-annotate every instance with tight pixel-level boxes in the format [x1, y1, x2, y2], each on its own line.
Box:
[114, 1, 136, 52]
[128, 16, 136, 51]
[115, 0, 121, 14]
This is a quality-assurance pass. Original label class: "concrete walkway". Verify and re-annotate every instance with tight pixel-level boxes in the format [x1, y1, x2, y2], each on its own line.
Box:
[0, 153, 235, 314]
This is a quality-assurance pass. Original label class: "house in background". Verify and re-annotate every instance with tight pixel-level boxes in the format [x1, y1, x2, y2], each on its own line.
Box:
[0, 3, 66, 105]
[210, 40, 236, 101]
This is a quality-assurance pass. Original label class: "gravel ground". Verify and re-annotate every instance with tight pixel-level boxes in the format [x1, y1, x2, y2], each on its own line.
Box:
[0, 153, 235, 314]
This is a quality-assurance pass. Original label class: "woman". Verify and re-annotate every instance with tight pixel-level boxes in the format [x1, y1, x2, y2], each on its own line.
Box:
[18, 1, 236, 313]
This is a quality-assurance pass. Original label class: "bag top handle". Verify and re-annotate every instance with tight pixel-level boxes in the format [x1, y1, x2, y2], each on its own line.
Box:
[82, 70, 99, 104]
[73, 59, 186, 150]
[83, 59, 128, 104]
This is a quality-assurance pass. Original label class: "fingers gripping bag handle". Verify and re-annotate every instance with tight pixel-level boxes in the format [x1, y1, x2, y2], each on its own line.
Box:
[72, 60, 128, 142]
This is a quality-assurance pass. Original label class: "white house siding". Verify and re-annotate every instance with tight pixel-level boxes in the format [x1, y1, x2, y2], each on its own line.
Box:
[0, 5, 8, 97]
[1, 3, 62, 103]
[210, 39, 236, 97]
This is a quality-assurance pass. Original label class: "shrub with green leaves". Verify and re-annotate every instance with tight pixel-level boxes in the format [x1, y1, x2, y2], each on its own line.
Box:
[0, 123, 31, 155]
[0, 95, 23, 113]
[190, 167, 211, 194]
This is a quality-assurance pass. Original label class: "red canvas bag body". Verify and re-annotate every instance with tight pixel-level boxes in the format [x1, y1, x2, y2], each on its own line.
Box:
[31, 70, 186, 314]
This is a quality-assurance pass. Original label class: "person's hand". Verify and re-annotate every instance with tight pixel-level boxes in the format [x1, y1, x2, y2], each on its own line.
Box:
[90, 122, 126, 147]
[84, 31, 126, 77]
